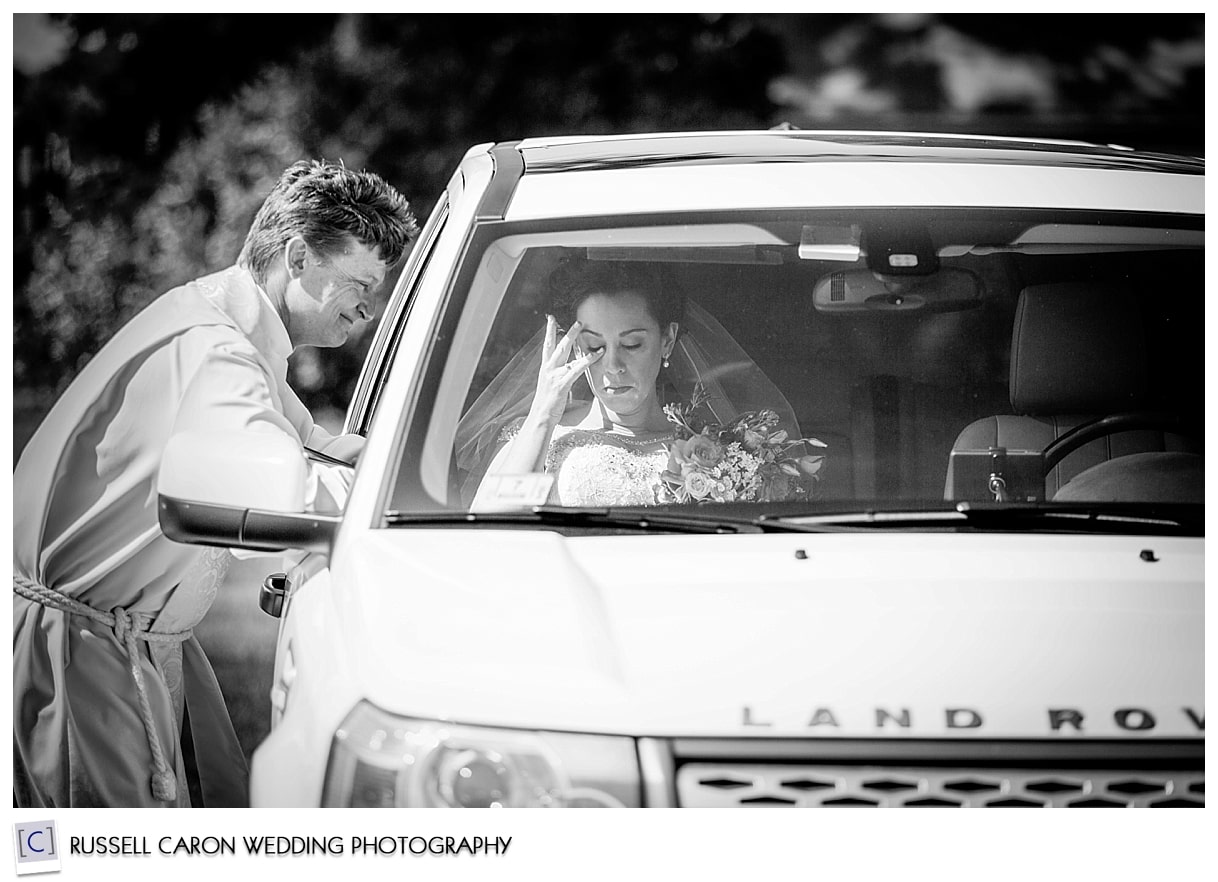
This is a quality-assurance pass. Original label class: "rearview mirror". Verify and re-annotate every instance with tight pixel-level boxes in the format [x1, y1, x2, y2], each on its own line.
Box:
[157, 431, 338, 552]
[812, 267, 982, 313]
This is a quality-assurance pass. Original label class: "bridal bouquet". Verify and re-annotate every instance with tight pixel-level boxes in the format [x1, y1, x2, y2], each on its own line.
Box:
[660, 384, 827, 504]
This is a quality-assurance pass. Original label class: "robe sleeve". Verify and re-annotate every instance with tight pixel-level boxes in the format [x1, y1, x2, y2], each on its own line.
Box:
[169, 331, 352, 512]
[303, 423, 366, 465]
[274, 361, 367, 465]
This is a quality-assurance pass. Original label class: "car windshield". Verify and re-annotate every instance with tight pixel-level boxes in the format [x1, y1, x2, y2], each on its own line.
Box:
[387, 207, 1203, 525]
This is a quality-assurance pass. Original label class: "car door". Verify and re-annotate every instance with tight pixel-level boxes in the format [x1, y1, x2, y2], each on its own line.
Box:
[266, 146, 501, 730]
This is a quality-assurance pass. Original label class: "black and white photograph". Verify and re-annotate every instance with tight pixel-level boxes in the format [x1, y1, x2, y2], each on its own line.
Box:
[8, 9, 1208, 876]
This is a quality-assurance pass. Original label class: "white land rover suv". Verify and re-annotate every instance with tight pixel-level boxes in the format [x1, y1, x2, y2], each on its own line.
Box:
[161, 131, 1204, 808]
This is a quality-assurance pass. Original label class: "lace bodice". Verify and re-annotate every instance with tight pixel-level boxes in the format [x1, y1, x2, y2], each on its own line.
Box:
[500, 421, 672, 506]
[547, 428, 673, 506]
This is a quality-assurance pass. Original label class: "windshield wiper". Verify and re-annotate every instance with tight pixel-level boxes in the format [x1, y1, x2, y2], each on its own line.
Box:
[769, 502, 1202, 535]
[385, 506, 838, 534]
[386, 508, 748, 533]
[387, 503, 1199, 536]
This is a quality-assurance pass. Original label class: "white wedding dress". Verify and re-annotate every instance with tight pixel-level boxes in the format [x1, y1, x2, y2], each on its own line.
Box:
[501, 422, 673, 506]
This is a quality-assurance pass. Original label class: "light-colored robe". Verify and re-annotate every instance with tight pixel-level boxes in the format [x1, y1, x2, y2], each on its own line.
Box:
[13, 265, 353, 807]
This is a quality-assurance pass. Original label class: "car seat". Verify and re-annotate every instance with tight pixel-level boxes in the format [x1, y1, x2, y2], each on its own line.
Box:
[945, 282, 1200, 501]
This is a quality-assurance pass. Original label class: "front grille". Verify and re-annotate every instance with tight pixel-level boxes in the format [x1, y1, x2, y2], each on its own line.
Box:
[676, 764, 1204, 808]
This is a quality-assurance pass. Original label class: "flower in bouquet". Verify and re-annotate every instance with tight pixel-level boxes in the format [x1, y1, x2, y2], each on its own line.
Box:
[660, 384, 826, 504]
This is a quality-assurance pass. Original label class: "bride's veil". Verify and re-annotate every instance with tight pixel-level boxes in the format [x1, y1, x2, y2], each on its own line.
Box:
[454, 297, 801, 503]
[664, 300, 799, 430]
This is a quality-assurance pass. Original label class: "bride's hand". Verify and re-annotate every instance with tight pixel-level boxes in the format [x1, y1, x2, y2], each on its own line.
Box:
[528, 315, 602, 425]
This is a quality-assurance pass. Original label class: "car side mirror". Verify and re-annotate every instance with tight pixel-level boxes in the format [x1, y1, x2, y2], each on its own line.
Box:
[157, 431, 338, 552]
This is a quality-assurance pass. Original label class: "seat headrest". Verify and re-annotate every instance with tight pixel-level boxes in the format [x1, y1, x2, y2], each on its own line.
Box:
[1009, 283, 1147, 414]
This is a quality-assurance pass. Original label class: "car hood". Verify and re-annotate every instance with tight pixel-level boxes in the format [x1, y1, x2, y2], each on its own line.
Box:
[328, 529, 1203, 739]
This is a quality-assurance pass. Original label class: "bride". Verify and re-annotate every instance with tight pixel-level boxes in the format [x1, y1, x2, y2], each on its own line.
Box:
[458, 257, 804, 508]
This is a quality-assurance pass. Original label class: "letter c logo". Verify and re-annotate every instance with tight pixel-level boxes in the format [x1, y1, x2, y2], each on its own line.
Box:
[26, 830, 45, 853]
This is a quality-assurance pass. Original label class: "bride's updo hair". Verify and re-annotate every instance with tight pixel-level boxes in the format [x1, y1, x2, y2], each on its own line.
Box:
[548, 256, 685, 330]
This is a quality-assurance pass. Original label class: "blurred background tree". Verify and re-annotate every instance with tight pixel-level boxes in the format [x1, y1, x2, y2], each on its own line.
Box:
[12, 12, 1203, 453]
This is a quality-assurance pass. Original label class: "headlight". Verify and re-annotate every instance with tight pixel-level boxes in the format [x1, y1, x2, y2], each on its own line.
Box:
[321, 701, 641, 807]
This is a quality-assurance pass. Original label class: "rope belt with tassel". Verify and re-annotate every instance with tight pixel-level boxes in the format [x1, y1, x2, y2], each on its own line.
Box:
[14, 572, 192, 802]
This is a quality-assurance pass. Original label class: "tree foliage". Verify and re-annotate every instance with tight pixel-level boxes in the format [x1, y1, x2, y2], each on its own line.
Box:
[14, 13, 784, 412]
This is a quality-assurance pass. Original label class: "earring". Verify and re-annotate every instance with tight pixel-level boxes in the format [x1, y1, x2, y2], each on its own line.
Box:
[662, 354, 671, 369]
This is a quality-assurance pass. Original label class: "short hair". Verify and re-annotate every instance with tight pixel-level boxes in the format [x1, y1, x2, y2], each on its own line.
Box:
[238, 160, 418, 285]
[549, 257, 685, 330]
